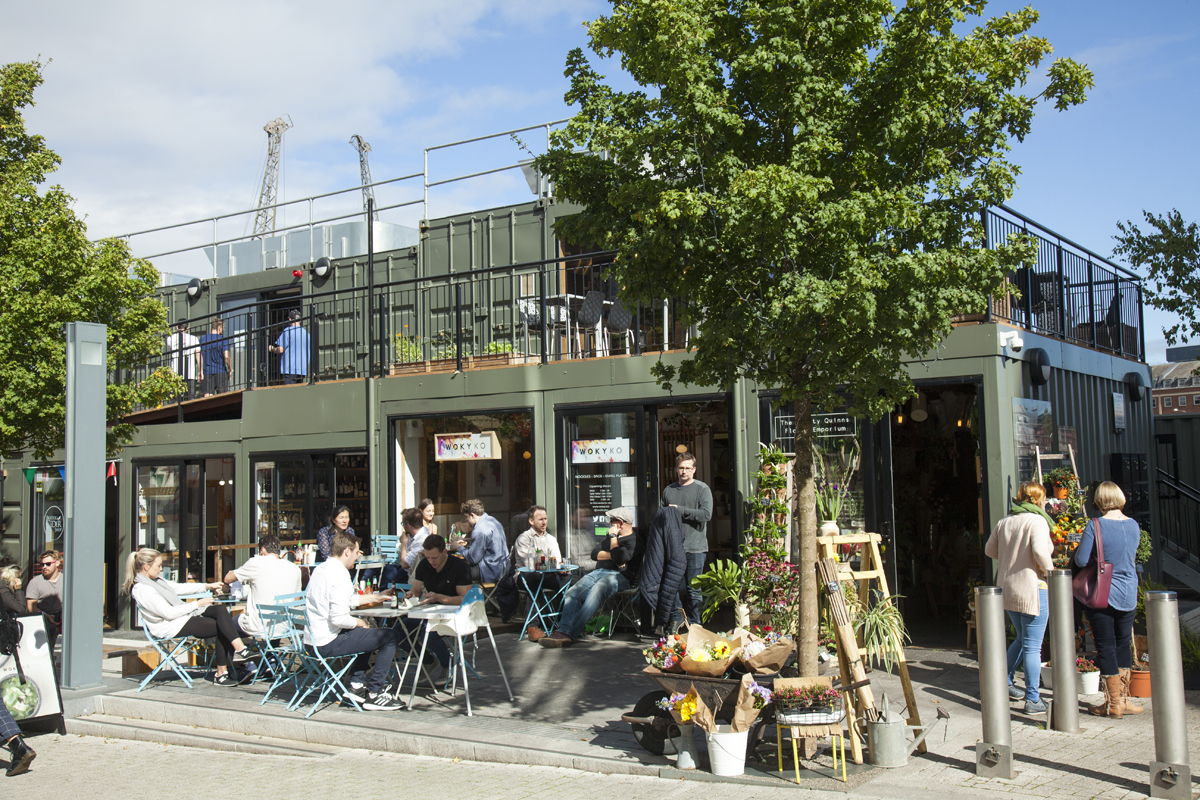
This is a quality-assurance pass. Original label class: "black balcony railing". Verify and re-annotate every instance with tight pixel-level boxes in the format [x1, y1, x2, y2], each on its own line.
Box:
[124, 251, 695, 413]
[981, 205, 1145, 361]
[1157, 468, 1200, 570]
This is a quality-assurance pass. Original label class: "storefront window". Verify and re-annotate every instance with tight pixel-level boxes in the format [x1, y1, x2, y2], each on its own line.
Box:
[30, 468, 65, 567]
[253, 452, 371, 553]
[136, 459, 235, 583]
[136, 465, 183, 581]
[393, 412, 534, 548]
[564, 411, 639, 566]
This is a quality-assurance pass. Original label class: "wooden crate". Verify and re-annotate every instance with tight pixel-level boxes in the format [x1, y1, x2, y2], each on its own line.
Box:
[121, 650, 159, 677]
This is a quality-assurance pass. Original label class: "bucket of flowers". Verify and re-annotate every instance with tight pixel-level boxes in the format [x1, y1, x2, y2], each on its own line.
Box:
[773, 683, 844, 725]
[643, 635, 687, 673]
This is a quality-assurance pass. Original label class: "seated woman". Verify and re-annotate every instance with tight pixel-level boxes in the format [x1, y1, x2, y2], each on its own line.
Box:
[124, 548, 251, 686]
[0, 565, 55, 654]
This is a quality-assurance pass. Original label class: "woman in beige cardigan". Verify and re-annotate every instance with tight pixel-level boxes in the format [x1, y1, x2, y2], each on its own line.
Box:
[984, 481, 1055, 714]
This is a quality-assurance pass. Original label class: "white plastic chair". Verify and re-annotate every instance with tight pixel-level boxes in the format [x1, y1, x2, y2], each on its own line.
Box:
[408, 586, 513, 716]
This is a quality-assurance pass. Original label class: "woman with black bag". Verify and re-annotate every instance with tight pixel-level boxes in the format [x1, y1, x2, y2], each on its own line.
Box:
[1073, 480, 1143, 718]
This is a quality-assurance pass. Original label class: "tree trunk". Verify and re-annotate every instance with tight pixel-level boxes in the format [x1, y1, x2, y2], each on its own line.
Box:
[793, 396, 819, 677]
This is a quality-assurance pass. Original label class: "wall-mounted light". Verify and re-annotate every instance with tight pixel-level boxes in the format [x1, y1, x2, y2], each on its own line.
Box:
[957, 419, 963, 428]
[314, 256, 332, 279]
[186, 277, 203, 298]
[896, 413, 904, 425]
[292, 269, 303, 278]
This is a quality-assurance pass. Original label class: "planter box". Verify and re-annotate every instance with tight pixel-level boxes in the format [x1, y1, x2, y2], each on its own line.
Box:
[776, 702, 843, 725]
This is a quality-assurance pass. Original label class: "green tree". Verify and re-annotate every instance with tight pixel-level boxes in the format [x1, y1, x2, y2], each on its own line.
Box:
[536, 0, 1092, 671]
[0, 60, 180, 459]
[1114, 210, 1200, 347]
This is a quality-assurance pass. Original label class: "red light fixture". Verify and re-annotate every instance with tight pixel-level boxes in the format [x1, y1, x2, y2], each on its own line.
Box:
[292, 269, 303, 278]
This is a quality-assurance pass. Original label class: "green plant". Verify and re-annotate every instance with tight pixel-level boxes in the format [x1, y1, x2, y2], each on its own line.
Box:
[484, 341, 514, 354]
[394, 335, 423, 363]
[692, 559, 744, 623]
[814, 440, 861, 522]
[852, 595, 910, 673]
[1136, 577, 1166, 626]
[1136, 529, 1152, 565]
[1180, 626, 1200, 672]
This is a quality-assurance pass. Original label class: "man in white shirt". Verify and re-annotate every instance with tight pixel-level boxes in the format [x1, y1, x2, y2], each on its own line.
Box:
[514, 506, 560, 569]
[164, 320, 201, 400]
[304, 530, 403, 710]
[224, 534, 301, 639]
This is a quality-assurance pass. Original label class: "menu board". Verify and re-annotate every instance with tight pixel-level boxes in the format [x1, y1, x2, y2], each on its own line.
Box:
[0, 615, 62, 724]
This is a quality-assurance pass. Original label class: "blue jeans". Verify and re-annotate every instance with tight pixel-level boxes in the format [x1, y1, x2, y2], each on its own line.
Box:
[670, 552, 707, 628]
[556, 569, 629, 639]
[1006, 586, 1049, 703]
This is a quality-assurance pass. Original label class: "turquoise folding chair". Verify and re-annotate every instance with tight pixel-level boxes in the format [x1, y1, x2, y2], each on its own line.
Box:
[288, 607, 368, 718]
[136, 616, 214, 691]
[256, 603, 315, 707]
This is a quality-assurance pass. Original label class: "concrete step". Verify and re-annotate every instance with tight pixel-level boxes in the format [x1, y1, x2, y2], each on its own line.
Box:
[90, 690, 660, 776]
[67, 714, 345, 758]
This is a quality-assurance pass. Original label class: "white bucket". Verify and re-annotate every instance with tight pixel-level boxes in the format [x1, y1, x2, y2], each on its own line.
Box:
[705, 725, 749, 776]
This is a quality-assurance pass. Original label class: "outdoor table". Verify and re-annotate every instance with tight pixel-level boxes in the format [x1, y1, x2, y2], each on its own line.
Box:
[352, 601, 439, 697]
[353, 559, 387, 585]
[516, 565, 578, 640]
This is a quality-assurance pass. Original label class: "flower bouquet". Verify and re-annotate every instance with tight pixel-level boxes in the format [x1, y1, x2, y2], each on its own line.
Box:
[643, 634, 687, 673]
[732, 624, 793, 675]
[773, 681, 843, 725]
[679, 625, 741, 678]
[656, 688, 699, 725]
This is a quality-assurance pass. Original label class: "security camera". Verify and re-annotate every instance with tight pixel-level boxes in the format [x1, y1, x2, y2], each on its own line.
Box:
[999, 331, 1024, 353]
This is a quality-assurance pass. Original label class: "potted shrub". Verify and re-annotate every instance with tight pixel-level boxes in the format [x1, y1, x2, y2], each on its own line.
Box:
[1076, 657, 1101, 694]
[1044, 467, 1076, 500]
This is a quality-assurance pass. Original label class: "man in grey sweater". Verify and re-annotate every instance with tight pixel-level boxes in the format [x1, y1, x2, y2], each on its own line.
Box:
[660, 452, 712, 629]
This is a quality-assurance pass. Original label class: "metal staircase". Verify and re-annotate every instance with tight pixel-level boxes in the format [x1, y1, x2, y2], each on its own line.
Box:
[1156, 467, 1200, 592]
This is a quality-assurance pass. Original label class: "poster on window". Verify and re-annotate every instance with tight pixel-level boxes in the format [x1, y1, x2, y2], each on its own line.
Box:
[570, 438, 630, 464]
[435, 431, 501, 460]
[0, 615, 62, 724]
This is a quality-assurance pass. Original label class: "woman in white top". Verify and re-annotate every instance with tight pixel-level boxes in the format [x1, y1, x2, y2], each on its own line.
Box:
[124, 548, 250, 686]
[984, 480, 1055, 714]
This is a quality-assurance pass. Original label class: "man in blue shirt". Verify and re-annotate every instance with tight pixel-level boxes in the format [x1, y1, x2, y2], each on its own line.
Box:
[450, 498, 509, 585]
[269, 308, 309, 384]
[199, 318, 231, 396]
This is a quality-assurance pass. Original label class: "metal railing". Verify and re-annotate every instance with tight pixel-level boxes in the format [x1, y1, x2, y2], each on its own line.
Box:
[108, 119, 569, 274]
[1157, 468, 1200, 569]
[124, 251, 694, 413]
[981, 205, 1145, 361]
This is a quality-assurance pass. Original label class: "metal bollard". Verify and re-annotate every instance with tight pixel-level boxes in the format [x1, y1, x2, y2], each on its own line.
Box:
[1048, 569, 1080, 733]
[1146, 591, 1191, 799]
[976, 586, 1013, 778]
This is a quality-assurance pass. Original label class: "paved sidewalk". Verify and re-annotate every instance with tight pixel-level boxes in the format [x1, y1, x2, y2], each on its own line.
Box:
[49, 632, 1200, 798]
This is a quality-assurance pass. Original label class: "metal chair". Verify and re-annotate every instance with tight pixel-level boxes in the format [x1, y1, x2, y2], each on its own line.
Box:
[575, 290, 605, 356]
[255, 603, 312, 706]
[606, 296, 633, 354]
[480, 543, 515, 618]
[135, 617, 214, 691]
[599, 578, 641, 638]
[288, 606, 368, 717]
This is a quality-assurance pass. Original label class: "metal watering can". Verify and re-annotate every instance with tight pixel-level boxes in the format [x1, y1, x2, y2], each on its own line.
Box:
[866, 694, 950, 768]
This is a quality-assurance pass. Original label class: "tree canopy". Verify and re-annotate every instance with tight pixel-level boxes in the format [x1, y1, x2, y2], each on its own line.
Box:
[1114, 209, 1200, 348]
[0, 60, 180, 459]
[536, 0, 1092, 668]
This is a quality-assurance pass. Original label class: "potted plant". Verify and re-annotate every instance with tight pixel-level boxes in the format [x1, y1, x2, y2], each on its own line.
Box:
[852, 594, 910, 673]
[814, 440, 861, 534]
[1076, 656, 1101, 694]
[1044, 467, 1077, 500]
[692, 559, 746, 626]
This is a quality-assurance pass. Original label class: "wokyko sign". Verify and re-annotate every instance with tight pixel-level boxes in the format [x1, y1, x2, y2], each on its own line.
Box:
[434, 432, 502, 460]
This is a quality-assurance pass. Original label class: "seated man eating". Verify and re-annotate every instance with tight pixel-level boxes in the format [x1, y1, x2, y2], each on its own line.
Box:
[402, 534, 472, 679]
[528, 507, 637, 648]
[304, 530, 403, 710]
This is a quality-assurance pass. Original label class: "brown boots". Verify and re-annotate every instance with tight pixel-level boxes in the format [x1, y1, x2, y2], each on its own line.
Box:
[1089, 669, 1145, 717]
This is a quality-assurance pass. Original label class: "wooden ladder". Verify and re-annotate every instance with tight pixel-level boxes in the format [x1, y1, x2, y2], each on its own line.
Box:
[817, 531, 925, 763]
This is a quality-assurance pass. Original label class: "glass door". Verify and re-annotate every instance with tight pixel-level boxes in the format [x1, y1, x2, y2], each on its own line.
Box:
[136, 459, 235, 584]
[562, 408, 653, 567]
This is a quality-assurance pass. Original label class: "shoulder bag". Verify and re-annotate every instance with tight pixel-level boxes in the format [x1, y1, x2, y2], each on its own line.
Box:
[1072, 518, 1114, 609]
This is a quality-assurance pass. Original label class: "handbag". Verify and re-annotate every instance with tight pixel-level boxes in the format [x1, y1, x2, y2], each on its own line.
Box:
[1072, 518, 1114, 609]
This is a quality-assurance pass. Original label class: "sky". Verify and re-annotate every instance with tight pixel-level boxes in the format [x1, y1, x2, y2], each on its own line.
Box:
[2, 0, 1196, 363]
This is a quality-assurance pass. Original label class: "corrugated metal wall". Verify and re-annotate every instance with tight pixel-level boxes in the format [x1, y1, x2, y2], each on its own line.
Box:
[1154, 415, 1200, 489]
[1044, 367, 1154, 487]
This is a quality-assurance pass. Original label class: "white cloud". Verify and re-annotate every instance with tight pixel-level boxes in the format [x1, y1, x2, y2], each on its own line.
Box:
[1, 0, 602, 261]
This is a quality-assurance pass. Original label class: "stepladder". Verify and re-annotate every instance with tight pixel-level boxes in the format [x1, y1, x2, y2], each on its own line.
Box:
[817, 532, 925, 761]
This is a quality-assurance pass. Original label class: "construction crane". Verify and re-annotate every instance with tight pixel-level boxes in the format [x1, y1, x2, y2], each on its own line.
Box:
[252, 115, 293, 237]
[349, 134, 378, 221]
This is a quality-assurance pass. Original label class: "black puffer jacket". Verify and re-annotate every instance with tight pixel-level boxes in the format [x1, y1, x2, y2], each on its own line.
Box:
[639, 506, 687, 625]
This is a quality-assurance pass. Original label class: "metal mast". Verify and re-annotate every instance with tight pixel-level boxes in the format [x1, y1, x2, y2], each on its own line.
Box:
[252, 115, 293, 237]
[349, 134, 378, 221]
